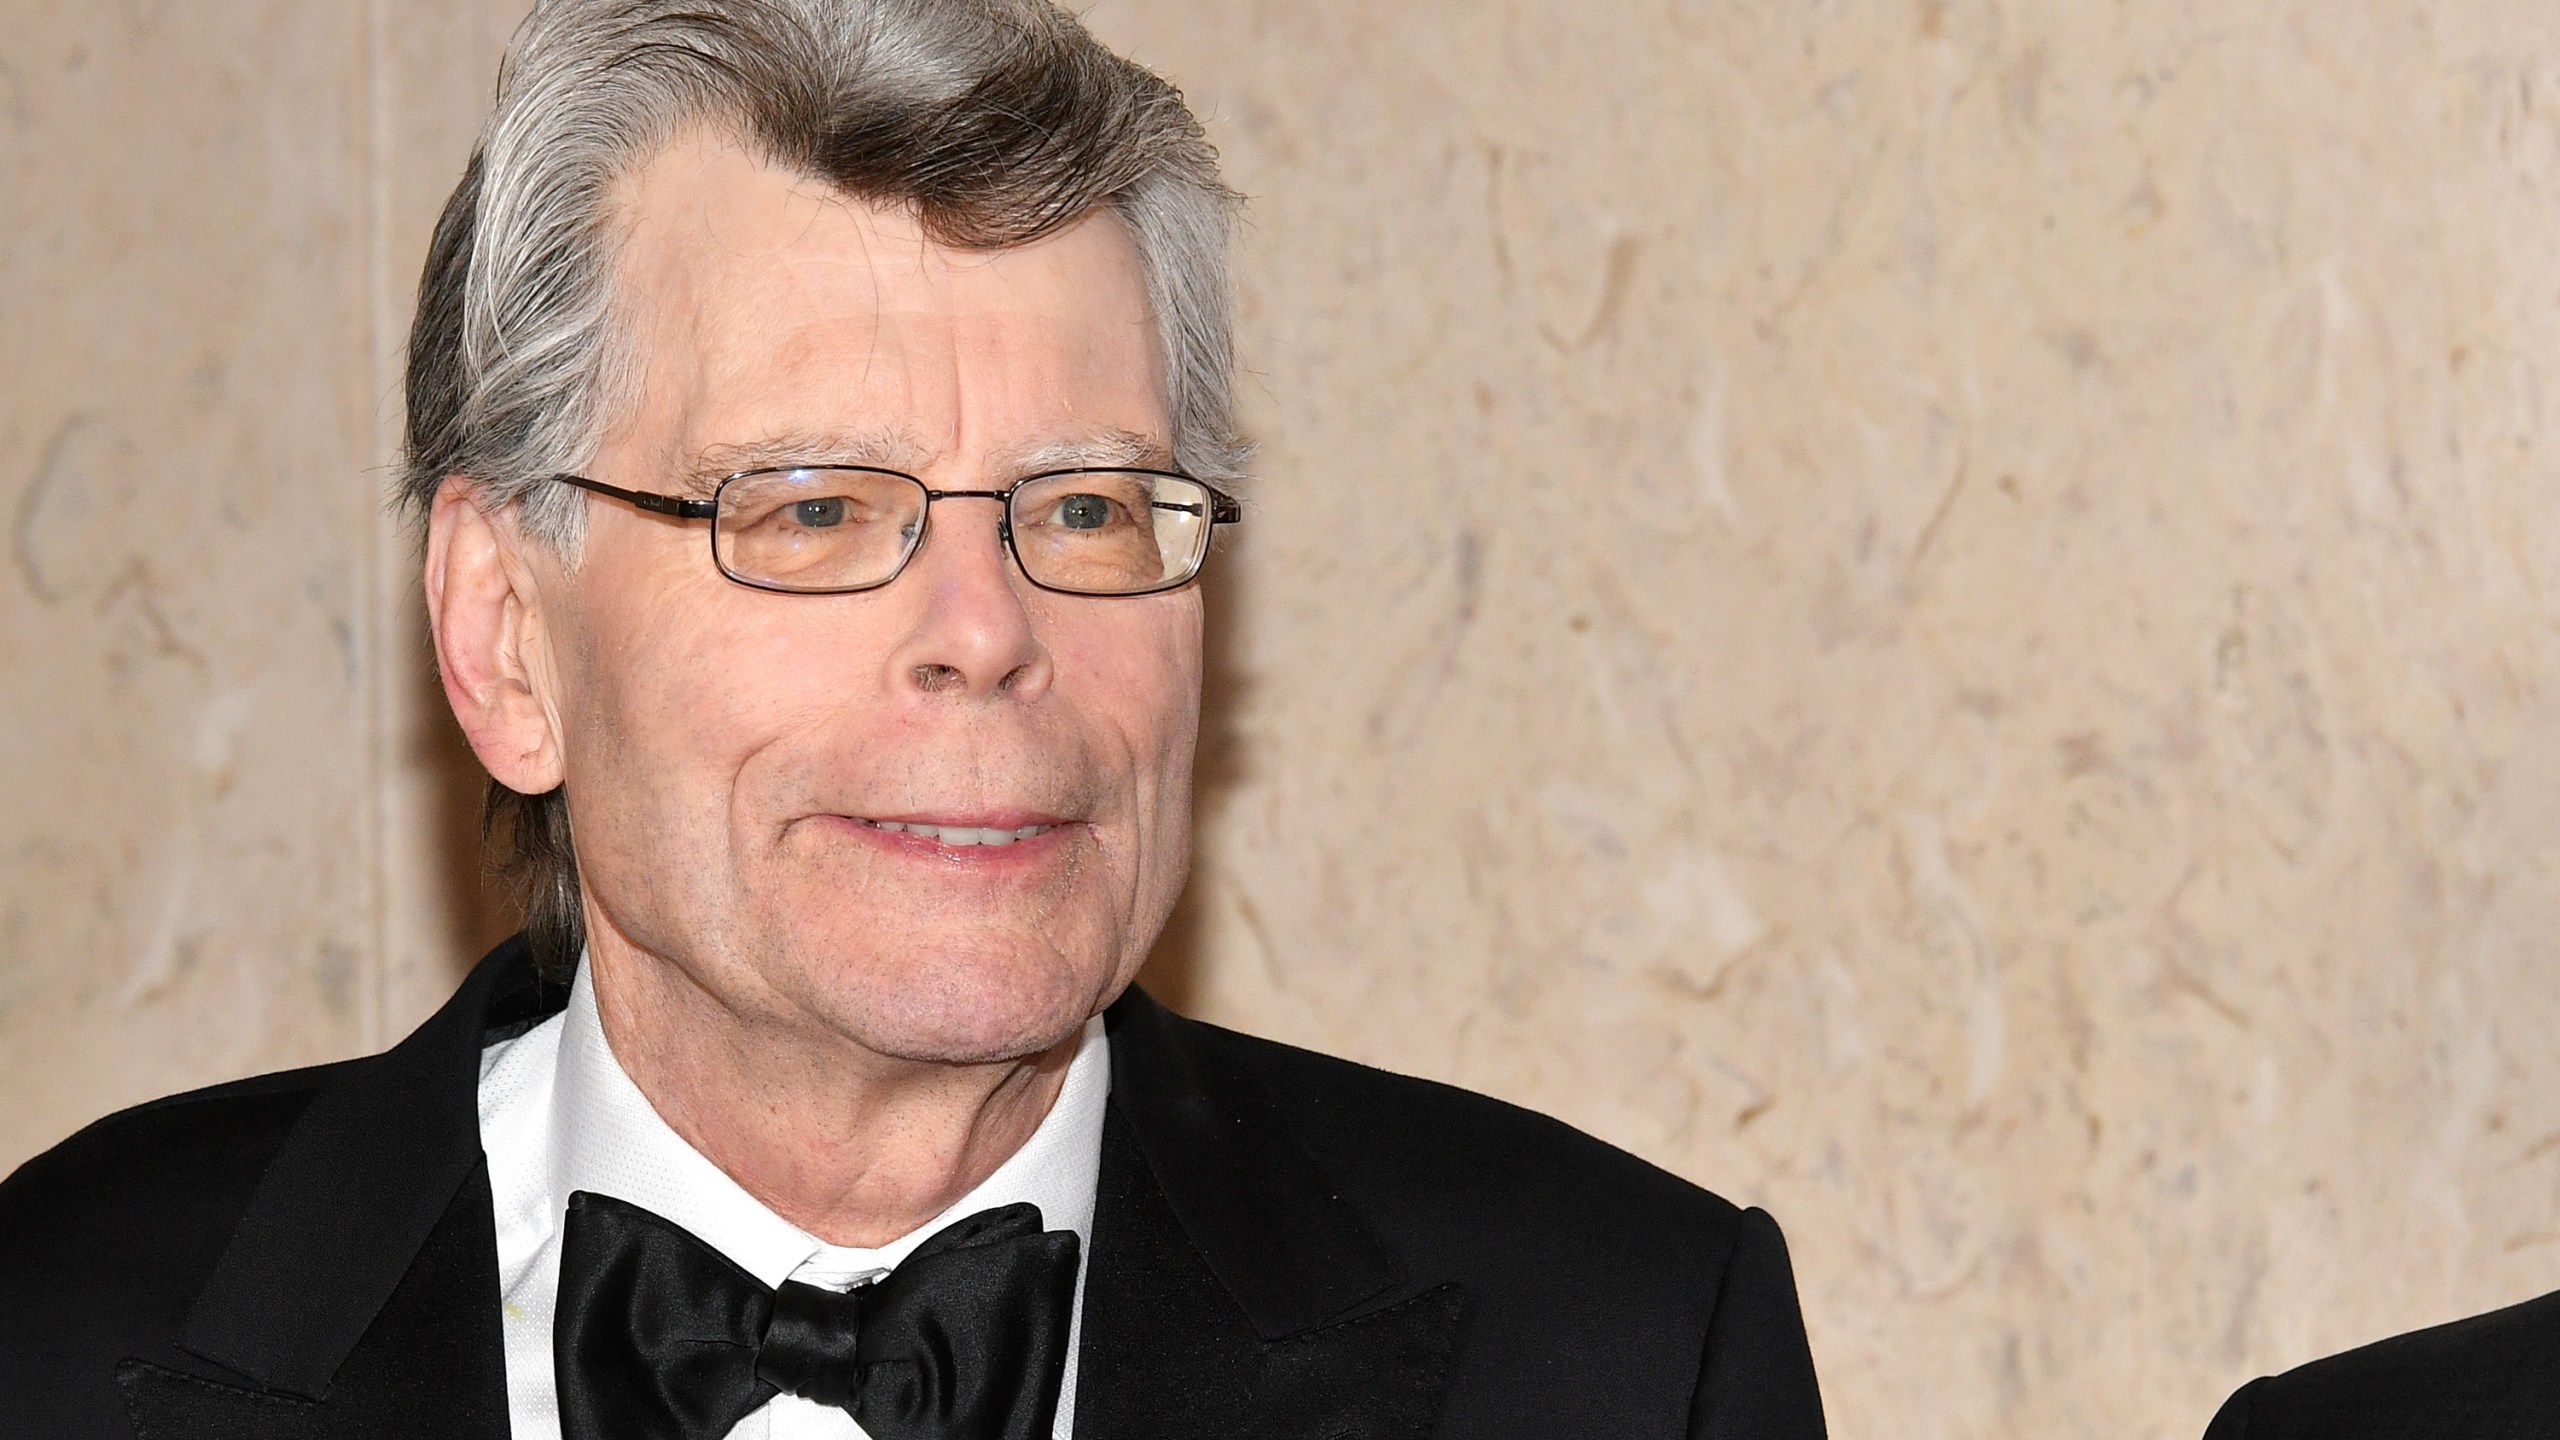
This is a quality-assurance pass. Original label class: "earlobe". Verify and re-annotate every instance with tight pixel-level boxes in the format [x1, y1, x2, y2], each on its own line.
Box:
[425, 477, 567, 796]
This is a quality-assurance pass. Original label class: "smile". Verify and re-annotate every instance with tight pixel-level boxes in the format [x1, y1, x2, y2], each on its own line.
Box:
[853, 819, 1057, 848]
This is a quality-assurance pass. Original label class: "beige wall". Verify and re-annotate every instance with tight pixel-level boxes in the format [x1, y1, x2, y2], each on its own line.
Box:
[7, 3, 2560, 1436]
[0, 1, 521, 1165]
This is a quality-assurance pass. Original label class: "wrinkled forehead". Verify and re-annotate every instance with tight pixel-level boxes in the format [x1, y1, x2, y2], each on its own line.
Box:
[601, 131, 1170, 480]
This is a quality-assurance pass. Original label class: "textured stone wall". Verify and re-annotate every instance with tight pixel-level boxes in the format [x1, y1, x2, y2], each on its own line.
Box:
[9, 3, 2560, 1437]
[0, 0, 523, 1186]
[1, 1, 500, 1170]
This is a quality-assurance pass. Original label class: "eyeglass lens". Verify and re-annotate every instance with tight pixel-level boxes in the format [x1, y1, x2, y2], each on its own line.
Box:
[709, 468, 1216, 596]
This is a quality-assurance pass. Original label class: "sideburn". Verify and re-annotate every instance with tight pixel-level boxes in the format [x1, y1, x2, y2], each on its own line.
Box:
[486, 779, 585, 981]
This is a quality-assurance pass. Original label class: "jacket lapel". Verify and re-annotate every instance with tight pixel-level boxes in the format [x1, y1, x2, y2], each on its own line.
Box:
[117, 1160, 509, 1439]
[1076, 990, 1469, 1440]
[118, 940, 559, 1440]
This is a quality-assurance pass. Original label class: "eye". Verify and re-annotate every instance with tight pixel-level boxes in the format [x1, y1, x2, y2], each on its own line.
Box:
[1050, 493, 1116, 530]
[792, 497, 848, 528]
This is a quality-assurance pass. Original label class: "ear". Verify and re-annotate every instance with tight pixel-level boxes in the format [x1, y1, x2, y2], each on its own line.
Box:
[425, 476, 568, 796]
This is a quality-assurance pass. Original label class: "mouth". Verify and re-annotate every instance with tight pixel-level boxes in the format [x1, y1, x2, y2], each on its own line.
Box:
[846, 816, 1063, 849]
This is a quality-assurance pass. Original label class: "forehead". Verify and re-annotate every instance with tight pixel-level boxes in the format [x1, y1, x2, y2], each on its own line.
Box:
[606, 132, 1168, 475]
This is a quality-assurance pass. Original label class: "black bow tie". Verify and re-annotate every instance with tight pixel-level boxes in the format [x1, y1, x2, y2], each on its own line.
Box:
[553, 1190, 1081, 1440]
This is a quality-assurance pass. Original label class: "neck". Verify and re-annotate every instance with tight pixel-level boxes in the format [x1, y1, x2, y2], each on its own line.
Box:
[583, 939, 1082, 1249]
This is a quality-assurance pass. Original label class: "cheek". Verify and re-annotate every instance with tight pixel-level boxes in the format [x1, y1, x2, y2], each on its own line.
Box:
[561, 558, 869, 797]
[1047, 597, 1203, 831]
[1061, 597, 1199, 737]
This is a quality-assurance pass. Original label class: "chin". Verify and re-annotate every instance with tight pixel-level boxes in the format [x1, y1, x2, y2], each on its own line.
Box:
[801, 941, 1107, 1066]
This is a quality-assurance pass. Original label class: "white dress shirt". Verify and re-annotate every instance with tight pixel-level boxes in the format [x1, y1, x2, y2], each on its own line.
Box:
[476, 963, 1109, 1440]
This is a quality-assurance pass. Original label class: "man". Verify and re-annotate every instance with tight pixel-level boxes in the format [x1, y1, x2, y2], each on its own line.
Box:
[2201, 1291, 2560, 1438]
[0, 3, 1827, 1437]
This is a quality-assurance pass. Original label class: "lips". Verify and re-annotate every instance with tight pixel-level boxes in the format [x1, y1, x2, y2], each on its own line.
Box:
[853, 818, 1058, 848]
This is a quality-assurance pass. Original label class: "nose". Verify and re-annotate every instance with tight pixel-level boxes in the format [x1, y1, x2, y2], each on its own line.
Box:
[882, 495, 1052, 702]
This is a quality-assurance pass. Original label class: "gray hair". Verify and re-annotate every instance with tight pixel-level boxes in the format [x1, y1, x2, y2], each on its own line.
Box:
[403, 0, 1242, 976]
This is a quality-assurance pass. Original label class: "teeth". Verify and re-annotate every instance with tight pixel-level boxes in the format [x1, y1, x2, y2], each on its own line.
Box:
[862, 819, 1053, 847]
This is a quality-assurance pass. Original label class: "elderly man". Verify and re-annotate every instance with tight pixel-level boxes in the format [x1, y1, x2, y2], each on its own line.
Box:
[0, 3, 1826, 1437]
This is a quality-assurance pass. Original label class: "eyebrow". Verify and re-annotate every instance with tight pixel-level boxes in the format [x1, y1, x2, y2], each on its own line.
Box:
[685, 426, 1179, 488]
[686, 429, 926, 489]
[1007, 429, 1177, 473]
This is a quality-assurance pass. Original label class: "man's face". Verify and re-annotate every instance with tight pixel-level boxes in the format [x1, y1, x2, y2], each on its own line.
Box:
[528, 135, 1199, 1064]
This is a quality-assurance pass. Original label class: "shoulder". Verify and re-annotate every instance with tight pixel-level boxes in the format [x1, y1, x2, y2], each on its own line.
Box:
[1, 1059, 349, 1239]
[1188, 1011, 1734, 1212]
[1121, 1002, 1824, 1435]
[1133, 1003, 1766, 1290]
[2207, 1287, 2560, 1440]
[0, 1061, 350, 1382]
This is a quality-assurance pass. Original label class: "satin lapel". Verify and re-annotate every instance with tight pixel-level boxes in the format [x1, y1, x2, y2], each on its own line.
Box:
[118, 1158, 510, 1439]
[130, 937, 559, 1433]
[1076, 990, 1470, 1440]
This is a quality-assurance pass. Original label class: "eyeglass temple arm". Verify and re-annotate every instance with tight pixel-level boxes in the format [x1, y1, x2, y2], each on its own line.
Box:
[546, 473, 717, 520]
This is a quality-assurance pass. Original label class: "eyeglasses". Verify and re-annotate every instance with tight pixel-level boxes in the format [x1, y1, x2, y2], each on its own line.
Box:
[542, 464, 1242, 597]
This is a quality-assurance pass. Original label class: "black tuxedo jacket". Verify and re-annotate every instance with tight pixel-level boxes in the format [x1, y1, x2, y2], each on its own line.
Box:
[1, 937, 1825, 1439]
[2203, 1287, 2560, 1440]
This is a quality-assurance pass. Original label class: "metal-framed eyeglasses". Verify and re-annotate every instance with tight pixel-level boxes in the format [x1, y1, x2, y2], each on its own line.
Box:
[544, 464, 1242, 598]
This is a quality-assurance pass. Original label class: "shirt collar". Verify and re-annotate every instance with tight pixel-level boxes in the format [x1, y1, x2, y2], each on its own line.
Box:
[547, 959, 1110, 1290]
